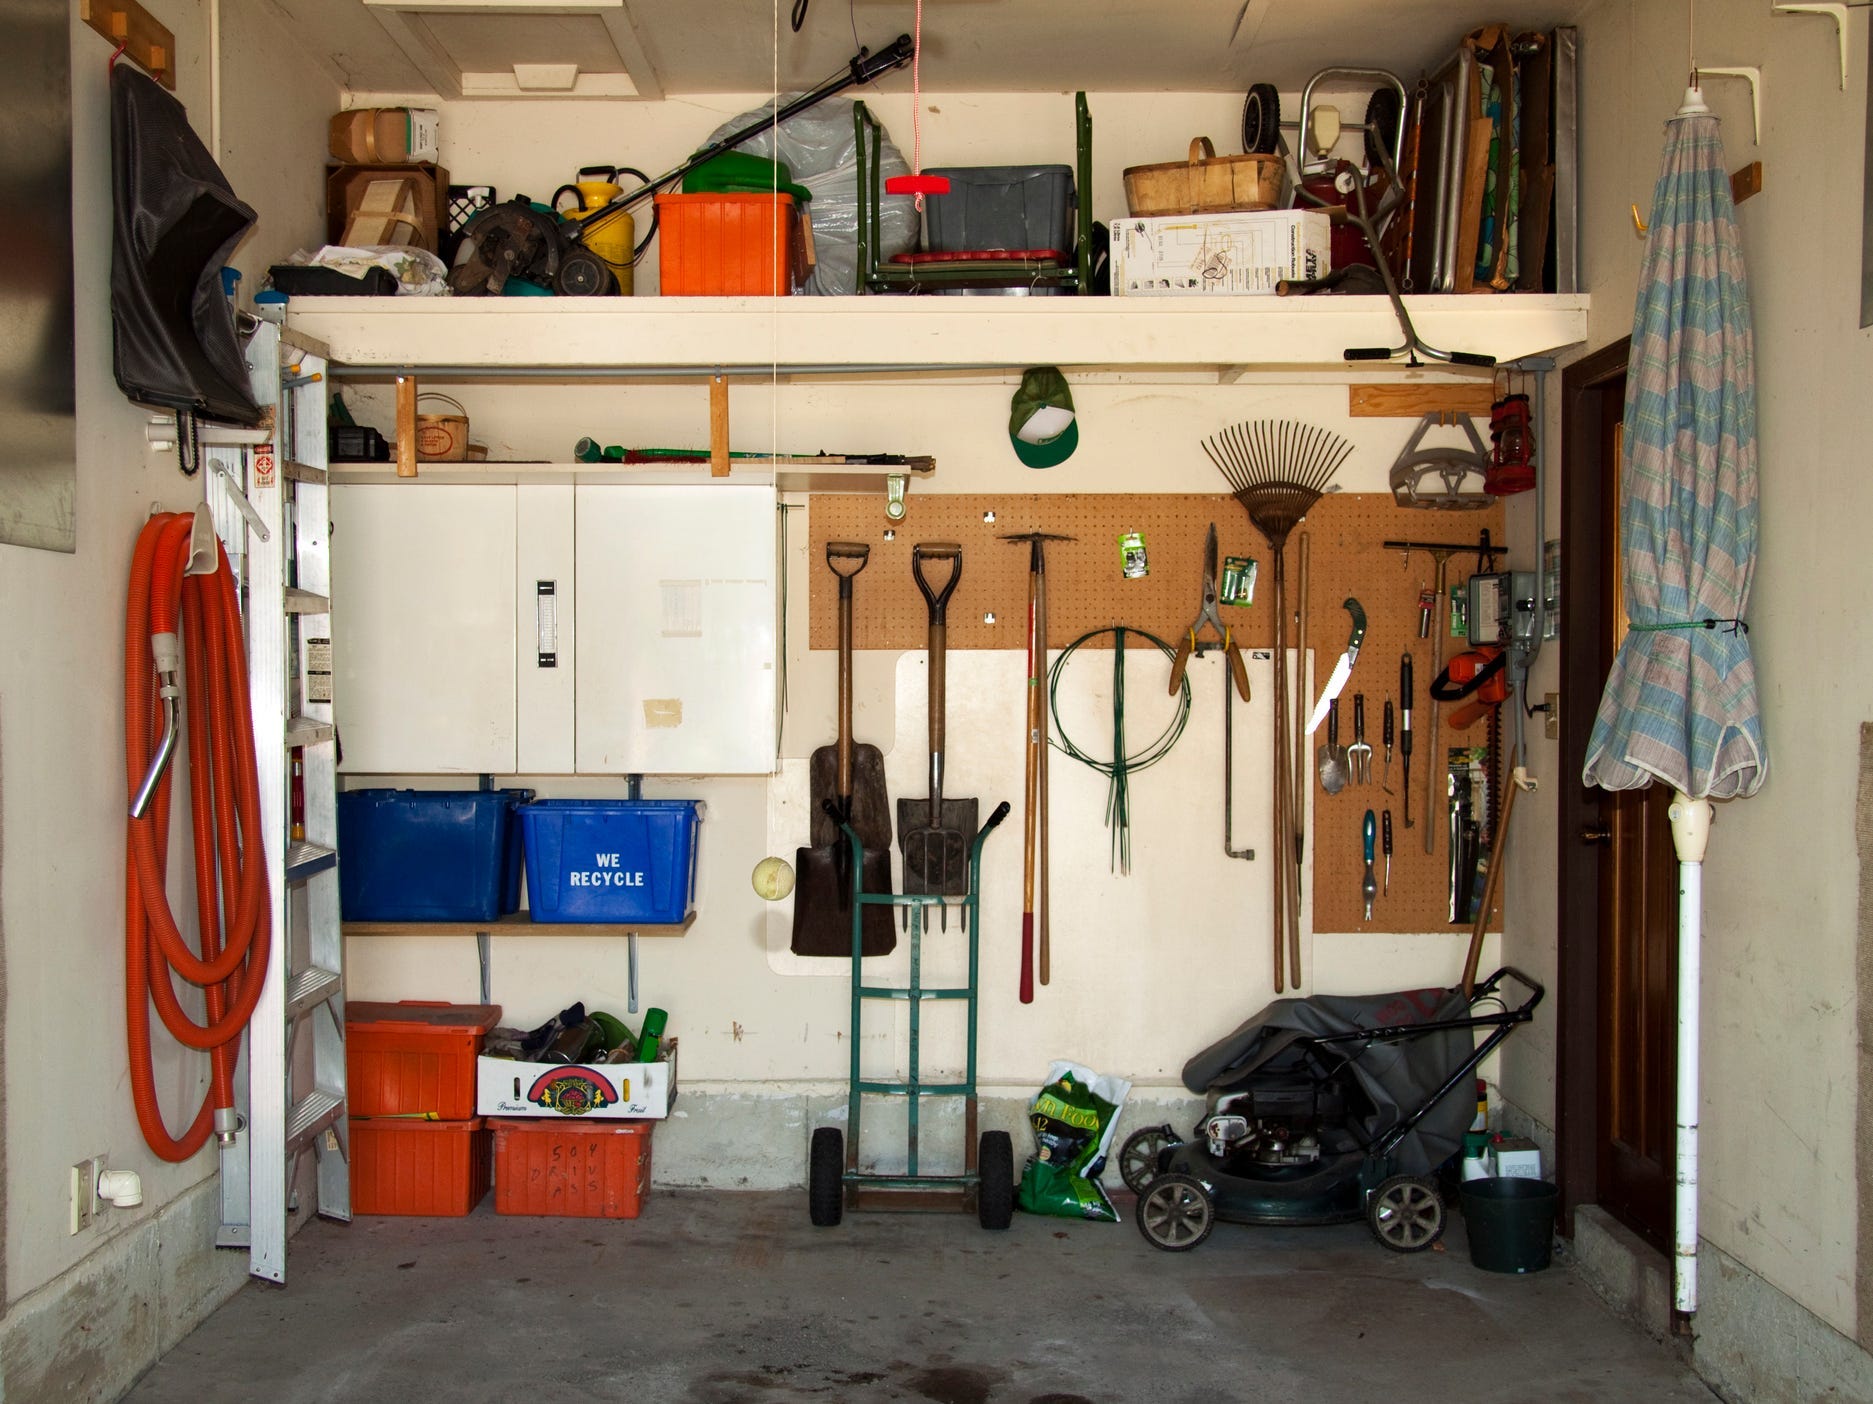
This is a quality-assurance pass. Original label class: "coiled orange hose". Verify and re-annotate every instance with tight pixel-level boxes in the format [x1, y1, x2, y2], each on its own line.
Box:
[124, 512, 271, 1162]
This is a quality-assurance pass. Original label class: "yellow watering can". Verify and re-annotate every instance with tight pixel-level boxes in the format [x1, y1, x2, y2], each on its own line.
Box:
[551, 165, 644, 296]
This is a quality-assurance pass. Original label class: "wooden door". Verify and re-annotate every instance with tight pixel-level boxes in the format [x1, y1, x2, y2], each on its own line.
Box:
[1557, 340, 1678, 1248]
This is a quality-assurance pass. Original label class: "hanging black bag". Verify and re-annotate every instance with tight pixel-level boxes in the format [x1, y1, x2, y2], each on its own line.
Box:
[109, 65, 261, 441]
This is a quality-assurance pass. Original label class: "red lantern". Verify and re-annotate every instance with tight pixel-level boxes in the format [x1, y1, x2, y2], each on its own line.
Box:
[1486, 392, 1536, 496]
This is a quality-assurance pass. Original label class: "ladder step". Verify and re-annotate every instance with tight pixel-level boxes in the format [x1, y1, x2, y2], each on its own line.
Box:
[286, 1089, 345, 1157]
[284, 841, 337, 884]
[282, 460, 327, 485]
[855, 1080, 971, 1097]
[285, 716, 335, 748]
[284, 965, 342, 1023]
[284, 588, 330, 615]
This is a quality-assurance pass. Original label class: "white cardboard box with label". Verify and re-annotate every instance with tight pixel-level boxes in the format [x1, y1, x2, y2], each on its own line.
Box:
[1110, 209, 1331, 297]
[477, 1038, 678, 1120]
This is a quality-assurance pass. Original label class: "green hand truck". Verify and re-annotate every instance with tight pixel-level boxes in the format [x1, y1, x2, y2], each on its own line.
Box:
[808, 800, 1013, 1228]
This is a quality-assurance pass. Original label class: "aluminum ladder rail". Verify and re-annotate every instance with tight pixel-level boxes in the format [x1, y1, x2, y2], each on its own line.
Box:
[214, 320, 351, 1282]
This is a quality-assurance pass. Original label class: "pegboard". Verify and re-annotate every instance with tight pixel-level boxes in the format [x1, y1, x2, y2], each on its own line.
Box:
[808, 493, 1508, 936]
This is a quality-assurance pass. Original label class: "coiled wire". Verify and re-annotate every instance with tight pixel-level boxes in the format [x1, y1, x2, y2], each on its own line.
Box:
[1047, 627, 1191, 873]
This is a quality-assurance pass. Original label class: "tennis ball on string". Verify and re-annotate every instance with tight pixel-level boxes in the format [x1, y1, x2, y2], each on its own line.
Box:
[751, 856, 795, 901]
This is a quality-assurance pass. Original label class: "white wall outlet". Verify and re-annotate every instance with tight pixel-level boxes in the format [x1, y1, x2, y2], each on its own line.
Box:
[68, 1155, 104, 1235]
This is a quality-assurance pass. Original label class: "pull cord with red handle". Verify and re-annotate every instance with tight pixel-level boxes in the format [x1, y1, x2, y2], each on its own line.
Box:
[124, 512, 271, 1162]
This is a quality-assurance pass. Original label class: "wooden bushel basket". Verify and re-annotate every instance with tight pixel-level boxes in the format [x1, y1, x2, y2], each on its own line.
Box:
[415, 393, 470, 462]
[1123, 138, 1286, 217]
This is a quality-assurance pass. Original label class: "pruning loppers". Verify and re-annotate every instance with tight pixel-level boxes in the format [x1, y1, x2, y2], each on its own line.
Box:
[1169, 523, 1250, 701]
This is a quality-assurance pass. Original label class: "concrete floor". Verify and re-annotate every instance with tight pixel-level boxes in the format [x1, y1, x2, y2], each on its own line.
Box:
[126, 1189, 1715, 1404]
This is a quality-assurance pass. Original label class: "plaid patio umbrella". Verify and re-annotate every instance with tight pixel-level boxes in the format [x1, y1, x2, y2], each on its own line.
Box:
[1581, 84, 1767, 1322]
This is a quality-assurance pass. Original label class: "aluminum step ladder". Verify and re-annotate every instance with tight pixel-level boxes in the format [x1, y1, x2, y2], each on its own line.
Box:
[211, 319, 350, 1282]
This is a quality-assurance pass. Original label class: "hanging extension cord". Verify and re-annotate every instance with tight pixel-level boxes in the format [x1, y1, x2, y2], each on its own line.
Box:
[124, 512, 271, 1162]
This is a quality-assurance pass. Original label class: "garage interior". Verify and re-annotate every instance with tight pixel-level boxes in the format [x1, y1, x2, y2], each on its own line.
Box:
[2, 2, 1868, 1401]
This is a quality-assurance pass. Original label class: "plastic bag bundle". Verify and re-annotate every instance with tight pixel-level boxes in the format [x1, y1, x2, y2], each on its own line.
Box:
[1017, 1061, 1132, 1222]
[704, 96, 917, 295]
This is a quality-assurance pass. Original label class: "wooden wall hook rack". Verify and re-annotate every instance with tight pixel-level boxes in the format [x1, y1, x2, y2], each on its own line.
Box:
[80, 0, 177, 90]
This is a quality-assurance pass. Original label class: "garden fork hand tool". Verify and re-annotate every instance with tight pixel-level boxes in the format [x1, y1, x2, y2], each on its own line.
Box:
[1349, 693, 1373, 785]
[1169, 524, 1250, 702]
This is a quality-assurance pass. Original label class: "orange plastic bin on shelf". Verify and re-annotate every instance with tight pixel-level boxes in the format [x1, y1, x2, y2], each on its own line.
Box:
[346, 1001, 502, 1121]
[493, 1119, 653, 1219]
[654, 192, 806, 295]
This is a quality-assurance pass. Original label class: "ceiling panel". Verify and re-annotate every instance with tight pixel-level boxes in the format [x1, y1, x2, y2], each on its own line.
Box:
[281, 0, 1587, 98]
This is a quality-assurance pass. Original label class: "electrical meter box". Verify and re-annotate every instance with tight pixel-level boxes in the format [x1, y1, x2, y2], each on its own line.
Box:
[1467, 571, 1538, 647]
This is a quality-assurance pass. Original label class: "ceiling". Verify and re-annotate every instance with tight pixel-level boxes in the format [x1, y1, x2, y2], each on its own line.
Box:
[278, 1, 1586, 100]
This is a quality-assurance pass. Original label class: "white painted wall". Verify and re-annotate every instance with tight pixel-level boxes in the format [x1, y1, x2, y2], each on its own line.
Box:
[1498, 0, 1871, 1345]
[0, 0, 333, 1361]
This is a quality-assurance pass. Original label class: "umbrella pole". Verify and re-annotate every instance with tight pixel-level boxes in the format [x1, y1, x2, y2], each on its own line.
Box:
[1669, 791, 1713, 1331]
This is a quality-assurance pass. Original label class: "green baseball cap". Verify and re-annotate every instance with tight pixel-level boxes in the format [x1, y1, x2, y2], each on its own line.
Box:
[1009, 367, 1078, 468]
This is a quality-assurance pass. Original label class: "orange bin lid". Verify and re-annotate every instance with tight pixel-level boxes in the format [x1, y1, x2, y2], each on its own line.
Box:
[346, 1000, 502, 1034]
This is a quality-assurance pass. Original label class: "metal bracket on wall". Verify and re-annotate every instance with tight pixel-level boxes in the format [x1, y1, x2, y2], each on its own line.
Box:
[1773, 3, 1865, 91]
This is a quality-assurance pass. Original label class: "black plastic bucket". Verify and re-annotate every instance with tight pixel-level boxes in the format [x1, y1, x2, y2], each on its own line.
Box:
[1460, 1177, 1558, 1273]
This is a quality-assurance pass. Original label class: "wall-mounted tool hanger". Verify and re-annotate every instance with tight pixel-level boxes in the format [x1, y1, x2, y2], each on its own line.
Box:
[80, 0, 175, 90]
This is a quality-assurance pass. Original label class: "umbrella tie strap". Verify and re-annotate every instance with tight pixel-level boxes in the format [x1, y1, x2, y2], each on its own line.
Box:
[1628, 617, 1750, 635]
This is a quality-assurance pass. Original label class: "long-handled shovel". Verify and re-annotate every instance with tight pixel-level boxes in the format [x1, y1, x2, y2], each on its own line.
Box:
[899, 543, 976, 929]
[792, 542, 895, 957]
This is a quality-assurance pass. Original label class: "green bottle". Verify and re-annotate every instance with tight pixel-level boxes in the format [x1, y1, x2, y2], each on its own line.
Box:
[637, 1007, 668, 1063]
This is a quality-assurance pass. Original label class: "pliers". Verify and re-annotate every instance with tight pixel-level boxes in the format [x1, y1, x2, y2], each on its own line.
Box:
[1169, 523, 1250, 701]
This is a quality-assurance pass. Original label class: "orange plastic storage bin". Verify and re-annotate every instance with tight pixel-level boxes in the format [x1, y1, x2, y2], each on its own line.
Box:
[655, 192, 804, 295]
[346, 1001, 502, 1120]
[350, 1117, 491, 1216]
[493, 1118, 653, 1219]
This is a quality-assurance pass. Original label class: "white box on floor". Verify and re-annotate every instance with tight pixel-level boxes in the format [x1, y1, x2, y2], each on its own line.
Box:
[1109, 210, 1330, 297]
[477, 1038, 678, 1120]
[1488, 1136, 1542, 1179]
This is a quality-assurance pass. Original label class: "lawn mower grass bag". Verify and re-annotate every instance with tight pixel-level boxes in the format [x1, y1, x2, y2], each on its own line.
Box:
[1018, 1061, 1131, 1222]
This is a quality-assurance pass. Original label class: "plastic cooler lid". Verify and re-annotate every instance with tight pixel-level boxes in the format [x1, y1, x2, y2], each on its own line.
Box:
[345, 1000, 503, 1034]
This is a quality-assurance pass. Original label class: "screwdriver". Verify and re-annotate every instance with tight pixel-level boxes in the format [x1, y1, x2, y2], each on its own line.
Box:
[1382, 698, 1395, 791]
[1362, 809, 1377, 921]
[1382, 808, 1393, 895]
[1400, 653, 1415, 829]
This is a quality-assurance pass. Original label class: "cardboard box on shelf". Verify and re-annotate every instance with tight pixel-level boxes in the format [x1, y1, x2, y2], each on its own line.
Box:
[327, 163, 450, 253]
[1110, 209, 1330, 297]
[477, 1038, 678, 1121]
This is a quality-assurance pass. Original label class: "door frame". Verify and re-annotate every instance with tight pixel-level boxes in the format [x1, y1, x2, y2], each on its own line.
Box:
[1556, 337, 1632, 1233]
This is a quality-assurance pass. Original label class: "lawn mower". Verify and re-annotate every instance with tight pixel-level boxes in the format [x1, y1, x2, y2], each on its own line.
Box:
[1122, 966, 1542, 1253]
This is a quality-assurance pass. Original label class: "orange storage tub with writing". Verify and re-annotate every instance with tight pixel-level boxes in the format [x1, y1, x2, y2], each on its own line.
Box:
[350, 1116, 492, 1216]
[654, 192, 805, 295]
[492, 1118, 653, 1219]
[346, 1001, 502, 1120]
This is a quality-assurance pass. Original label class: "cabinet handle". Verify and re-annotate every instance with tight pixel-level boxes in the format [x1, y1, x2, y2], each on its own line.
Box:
[536, 580, 558, 667]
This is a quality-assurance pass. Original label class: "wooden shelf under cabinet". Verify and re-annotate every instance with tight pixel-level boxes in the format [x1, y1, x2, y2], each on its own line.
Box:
[342, 911, 697, 938]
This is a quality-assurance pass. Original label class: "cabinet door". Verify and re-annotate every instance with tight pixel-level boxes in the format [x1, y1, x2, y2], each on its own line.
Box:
[330, 484, 518, 774]
[574, 484, 777, 775]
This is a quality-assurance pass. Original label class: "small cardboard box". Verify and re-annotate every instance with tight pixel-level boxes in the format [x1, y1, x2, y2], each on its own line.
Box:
[1109, 209, 1330, 297]
[1488, 1135, 1543, 1179]
[477, 1038, 678, 1120]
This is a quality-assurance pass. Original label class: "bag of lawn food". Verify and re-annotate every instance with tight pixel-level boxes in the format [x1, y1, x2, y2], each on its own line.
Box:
[1017, 1061, 1132, 1222]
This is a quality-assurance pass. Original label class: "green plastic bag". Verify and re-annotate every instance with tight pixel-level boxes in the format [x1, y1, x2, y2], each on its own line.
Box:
[1017, 1061, 1132, 1223]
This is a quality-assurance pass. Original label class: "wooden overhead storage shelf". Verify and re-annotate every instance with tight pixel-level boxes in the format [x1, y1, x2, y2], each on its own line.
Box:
[286, 294, 1588, 378]
[343, 912, 698, 938]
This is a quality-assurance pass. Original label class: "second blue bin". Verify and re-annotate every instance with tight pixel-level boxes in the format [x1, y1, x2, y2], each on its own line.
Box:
[337, 788, 533, 922]
[517, 799, 701, 924]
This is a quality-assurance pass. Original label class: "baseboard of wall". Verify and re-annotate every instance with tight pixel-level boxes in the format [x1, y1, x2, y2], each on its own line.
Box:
[0, 1175, 247, 1403]
[651, 1084, 1203, 1190]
